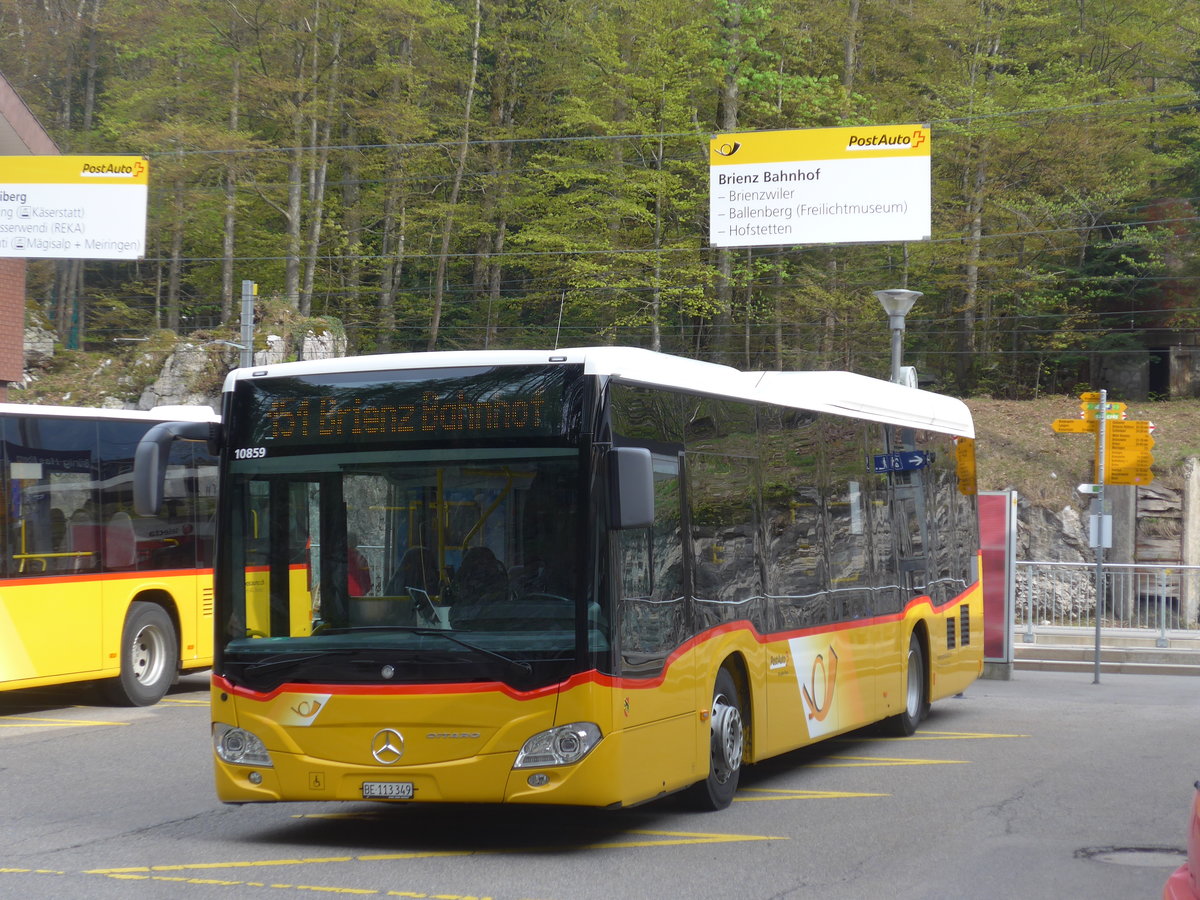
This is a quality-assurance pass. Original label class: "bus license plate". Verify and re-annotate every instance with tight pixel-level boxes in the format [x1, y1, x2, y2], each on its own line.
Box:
[362, 781, 414, 800]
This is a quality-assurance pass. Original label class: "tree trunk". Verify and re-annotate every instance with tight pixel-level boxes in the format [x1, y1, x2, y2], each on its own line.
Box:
[843, 0, 860, 92]
[81, 0, 101, 131]
[166, 176, 184, 332]
[299, 20, 340, 318]
[221, 58, 240, 325]
[713, 0, 744, 364]
[427, 0, 482, 351]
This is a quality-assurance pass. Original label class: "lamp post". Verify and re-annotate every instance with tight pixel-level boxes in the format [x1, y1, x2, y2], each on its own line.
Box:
[874, 288, 922, 385]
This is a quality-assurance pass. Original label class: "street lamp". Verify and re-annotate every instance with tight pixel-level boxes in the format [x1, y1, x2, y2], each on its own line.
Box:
[874, 288, 922, 386]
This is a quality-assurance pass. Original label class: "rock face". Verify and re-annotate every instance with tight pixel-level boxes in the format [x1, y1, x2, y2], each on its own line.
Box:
[137, 342, 219, 411]
[23, 326, 55, 369]
[133, 325, 347, 412]
[1018, 501, 1091, 563]
[300, 328, 345, 361]
[255, 334, 287, 366]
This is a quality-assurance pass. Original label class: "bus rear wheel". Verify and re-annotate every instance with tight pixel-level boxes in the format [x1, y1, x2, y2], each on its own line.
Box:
[103, 602, 178, 707]
[885, 631, 928, 737]
[692, 667, 744, 810]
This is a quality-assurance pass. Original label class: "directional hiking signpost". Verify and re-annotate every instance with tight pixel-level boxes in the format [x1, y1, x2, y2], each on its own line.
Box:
[1050, 390, 1155, 683]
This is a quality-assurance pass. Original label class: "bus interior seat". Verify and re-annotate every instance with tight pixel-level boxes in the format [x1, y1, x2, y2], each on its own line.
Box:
[384, 546, 439, 598]
[104, 511, 137, 569]
[452, 546, 508, 606]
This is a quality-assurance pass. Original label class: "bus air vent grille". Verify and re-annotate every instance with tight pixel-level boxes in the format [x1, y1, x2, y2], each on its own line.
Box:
[960, 606, 970, 646]
[946, 617, 956, 650]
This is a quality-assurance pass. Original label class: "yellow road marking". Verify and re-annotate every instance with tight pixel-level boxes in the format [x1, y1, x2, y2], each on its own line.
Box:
[13, 865, 495, 897]
[55, 867, 494, 898]
[737, 788, 889, 801]
[811, 755, 968, 767]
[873, 730, 1029, 741]
[90, 829, 785, 878]
[0, 716, 128, 728]
[159, 698, 210, 706]
[88, 855, 469, 873]
[0, 868, 66, 874]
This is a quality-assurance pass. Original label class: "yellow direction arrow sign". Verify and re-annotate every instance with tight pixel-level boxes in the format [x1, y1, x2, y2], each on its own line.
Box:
[1079, 391, 1102, 402]
[1052, 418, 1096, 434]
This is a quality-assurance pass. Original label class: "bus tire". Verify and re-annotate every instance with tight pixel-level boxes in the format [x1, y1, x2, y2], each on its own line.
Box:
[103, 602, 178, 707]
[885, 630, 927, 737]
[692, 667, 744, 811]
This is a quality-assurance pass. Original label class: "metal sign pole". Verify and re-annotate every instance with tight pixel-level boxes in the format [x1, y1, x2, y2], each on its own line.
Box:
[240, 280, 257, 369]
[1093, 389, 1106, 685]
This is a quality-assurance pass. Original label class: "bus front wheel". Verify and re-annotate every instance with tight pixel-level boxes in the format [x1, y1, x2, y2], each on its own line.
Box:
[885, 631, 928, 737]
[103, 602, 179, 707]
[692, 667, 744, 810]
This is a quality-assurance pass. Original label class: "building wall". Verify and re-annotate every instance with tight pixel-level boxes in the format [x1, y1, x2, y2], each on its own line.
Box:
[1097, 351, 1150, 401]
[0, 258, 25, 396]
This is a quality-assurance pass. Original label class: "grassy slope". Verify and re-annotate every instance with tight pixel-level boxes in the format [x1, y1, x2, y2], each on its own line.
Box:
[966, 397, 1200, 509]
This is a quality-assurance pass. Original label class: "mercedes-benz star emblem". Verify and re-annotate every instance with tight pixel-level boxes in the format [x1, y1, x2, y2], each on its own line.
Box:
[371, 728, 405, 765]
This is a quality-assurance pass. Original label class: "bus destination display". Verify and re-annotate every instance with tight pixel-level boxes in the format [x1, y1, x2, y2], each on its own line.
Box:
[236, 364, 582, 451]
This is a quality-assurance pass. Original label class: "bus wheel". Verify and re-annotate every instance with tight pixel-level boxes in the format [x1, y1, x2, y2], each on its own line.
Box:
[103, 602, 178, 707]
[693, 668, 744, 810]
[885, 631, 927, 737]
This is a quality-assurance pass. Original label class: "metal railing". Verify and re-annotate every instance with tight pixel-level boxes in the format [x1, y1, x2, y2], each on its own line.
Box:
[1015, 561, 1200, 646]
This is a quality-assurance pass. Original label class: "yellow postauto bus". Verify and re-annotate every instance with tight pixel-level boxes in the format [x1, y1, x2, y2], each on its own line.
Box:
[136, 348, 982, 809]
[0, 403, 217, 706]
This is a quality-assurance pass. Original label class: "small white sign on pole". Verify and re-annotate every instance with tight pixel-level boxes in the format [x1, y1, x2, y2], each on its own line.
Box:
[0, 155, 149, 260]
[1089, 513, 1113, 549]
[709, 125, 931, 249]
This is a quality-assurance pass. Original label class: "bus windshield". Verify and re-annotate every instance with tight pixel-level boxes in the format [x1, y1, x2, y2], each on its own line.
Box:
[218, 364, 594, 693]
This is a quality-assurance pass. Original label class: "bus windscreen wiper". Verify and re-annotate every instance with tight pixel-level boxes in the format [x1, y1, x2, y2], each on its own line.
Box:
[411, 628, 533, 677]
[240, 650, 355, 676]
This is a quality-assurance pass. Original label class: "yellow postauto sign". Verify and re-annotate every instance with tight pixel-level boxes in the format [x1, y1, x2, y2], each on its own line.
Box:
[0, 155, 149, 260]
[708, 125, 931, 248]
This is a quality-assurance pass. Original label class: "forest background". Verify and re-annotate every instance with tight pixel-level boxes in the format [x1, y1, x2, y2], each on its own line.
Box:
[2, 0, 1200, 402]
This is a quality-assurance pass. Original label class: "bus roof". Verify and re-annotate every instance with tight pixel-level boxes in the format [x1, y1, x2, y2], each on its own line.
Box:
[0, 402, 217, 423]
[223, 347, 973, 438]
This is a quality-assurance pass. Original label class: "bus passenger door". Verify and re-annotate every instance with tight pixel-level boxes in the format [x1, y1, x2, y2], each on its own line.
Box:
[0, 417, 103, 683]
[612, 453, 697, 797]
[818, 423, 877, 729]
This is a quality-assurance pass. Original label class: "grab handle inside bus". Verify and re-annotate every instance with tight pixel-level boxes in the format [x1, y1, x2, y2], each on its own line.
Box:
[609, 446, 654, 530]
[134, 420, 215, 516]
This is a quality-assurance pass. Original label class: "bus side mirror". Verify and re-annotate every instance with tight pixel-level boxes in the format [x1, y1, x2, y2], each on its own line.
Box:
[134, 420, 214, 516]
[609, 446, 654, 530]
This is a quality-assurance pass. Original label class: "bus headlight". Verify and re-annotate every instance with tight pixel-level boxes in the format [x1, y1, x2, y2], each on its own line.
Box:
[213, 723, 274, 767]
[514, 722, 602, 768]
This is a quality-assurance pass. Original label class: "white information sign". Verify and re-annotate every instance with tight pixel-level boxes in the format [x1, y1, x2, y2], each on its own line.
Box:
[709, 125, 930, 248]
[0, 155, 149, 259]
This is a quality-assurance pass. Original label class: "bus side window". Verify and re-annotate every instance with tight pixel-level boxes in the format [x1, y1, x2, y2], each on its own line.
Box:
[824, 419, 871, 620]
[617, 455, 684, 677]
[5, 416, 100, 577]
[761, 408, 828, 629]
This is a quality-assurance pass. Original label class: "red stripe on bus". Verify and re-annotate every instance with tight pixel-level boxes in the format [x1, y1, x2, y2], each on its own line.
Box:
[212, 579, 978, 702]
[2, 568, 214, 588]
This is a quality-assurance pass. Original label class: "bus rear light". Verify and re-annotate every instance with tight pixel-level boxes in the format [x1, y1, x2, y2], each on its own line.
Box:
[514, 722, 601, 768]
[214, 723, 274, 767]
